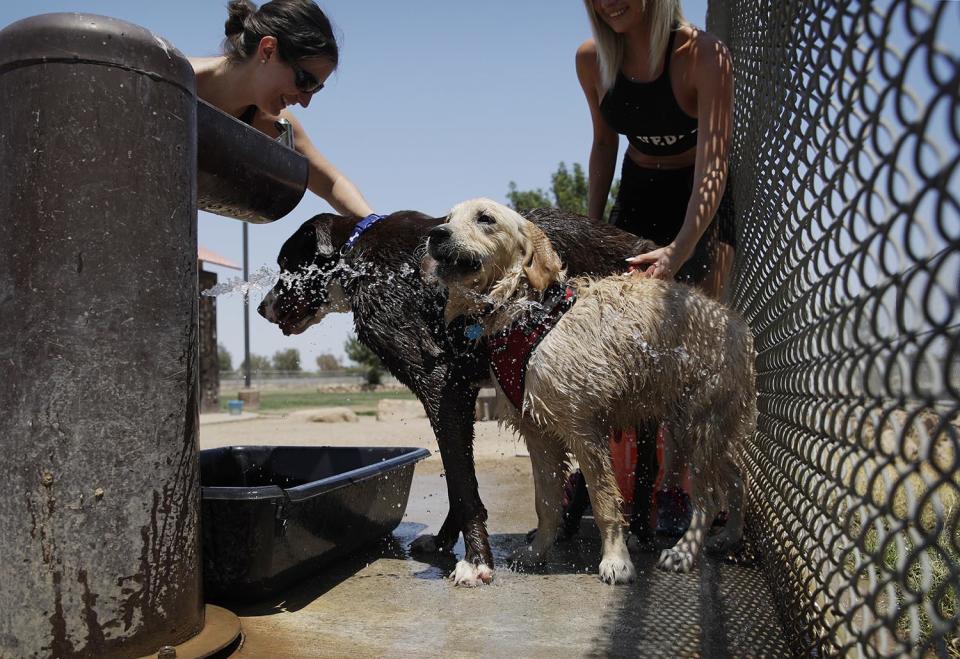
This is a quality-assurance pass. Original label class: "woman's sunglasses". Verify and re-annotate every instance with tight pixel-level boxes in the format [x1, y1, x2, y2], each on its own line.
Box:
[289, 59, 324, 94]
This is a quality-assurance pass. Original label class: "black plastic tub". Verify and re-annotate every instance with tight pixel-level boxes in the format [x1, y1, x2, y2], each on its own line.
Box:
[199, 445, 430, 601]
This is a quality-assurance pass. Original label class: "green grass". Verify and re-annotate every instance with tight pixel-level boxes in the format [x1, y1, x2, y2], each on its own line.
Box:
[218, 388, 417, 413]
[842, 501, 959, 654]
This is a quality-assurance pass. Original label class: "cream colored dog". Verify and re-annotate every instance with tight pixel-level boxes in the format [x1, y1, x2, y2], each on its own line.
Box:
[426, 198, 756, 580]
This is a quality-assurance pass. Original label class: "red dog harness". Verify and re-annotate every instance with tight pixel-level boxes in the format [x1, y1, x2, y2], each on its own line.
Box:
[488, 283, 577, 410]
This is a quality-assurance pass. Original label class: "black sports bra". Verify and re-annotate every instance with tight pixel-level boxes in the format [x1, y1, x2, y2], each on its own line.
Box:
[599, 29, 698, 157]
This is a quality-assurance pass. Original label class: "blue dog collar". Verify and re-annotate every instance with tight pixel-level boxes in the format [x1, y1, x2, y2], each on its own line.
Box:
[341, 213, 387, 253]
[465, 322, 484, 341]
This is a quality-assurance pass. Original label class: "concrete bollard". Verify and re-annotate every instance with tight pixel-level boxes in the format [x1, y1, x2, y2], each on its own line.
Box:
[0, 13, 203, 657]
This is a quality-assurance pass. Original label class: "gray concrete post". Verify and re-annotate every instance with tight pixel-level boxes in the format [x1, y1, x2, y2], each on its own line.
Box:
[0, 13, 203, 657]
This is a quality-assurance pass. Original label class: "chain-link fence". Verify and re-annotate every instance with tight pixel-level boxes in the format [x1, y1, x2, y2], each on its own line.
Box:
[707, 0, 959, 655]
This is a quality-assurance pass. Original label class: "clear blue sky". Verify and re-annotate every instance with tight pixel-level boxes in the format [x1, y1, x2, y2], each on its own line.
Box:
[0, 1, 708, 368]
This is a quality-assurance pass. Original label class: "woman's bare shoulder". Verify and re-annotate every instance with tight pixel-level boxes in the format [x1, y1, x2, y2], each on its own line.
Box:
[576, 38, 598, 61]
[188, 56, 221, 74]
[576, 38, 600, 83]
[675, 26, 731, 78]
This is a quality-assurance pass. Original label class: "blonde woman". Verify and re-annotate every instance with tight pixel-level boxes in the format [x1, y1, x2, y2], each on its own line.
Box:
[575, 0, 736, 538]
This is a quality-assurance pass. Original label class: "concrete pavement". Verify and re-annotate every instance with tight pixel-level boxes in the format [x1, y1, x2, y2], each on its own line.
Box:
[199, 414, 790, 657]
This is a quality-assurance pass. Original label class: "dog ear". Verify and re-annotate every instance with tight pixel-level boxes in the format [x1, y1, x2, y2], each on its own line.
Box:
[521, 222, 562, 291]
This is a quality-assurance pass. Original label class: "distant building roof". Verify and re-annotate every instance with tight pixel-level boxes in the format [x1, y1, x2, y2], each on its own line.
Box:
[198, 246, 240, 270]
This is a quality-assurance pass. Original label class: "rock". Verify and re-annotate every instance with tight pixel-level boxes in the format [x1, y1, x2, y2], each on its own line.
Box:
[290, 407, 359, 423]
[377, 399, 427, 422]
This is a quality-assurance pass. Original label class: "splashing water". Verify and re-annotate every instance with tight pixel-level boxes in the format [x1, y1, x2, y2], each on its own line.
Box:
[200, 253, 400, 301]
[629, 334, 693, 366]
[202, 265, 279, 298]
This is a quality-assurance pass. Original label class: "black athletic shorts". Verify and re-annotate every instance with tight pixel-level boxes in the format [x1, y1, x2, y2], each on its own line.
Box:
[608, 156, 736, 284]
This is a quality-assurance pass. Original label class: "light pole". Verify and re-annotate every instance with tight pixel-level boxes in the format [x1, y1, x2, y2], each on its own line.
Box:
[243, 222, 251, 389]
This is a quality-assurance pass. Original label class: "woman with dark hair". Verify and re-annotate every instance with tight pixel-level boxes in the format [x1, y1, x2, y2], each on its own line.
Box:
[573, 0, 737, 539]
[190, 0, 373, 216]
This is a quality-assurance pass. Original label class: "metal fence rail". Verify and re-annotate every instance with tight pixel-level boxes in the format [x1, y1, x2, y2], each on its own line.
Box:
[707, 1, 959, 655]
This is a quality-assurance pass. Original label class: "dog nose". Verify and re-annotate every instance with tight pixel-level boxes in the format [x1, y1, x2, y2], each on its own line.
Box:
[428, 225, 451, 243]
[257, 294, 276, 322]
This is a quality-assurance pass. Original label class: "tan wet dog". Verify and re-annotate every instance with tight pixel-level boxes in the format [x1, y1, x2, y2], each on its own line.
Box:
[426, 198, 756, 581]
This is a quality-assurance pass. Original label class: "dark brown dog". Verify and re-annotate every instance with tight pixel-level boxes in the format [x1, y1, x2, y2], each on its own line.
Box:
[259, 208, 653, 585]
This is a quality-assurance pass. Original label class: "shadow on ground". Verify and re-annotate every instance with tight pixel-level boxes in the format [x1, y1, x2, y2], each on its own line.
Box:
[212, 453, 792, 656]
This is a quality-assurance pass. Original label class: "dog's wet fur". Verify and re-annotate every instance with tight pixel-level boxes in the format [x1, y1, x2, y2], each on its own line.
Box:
[259, 208, 656, 586]
[428, 199, 757, 581]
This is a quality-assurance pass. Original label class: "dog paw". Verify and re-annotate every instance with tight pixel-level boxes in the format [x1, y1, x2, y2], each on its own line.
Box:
[657, 547, 694, 573]
[598, 556, 636, 584]
[450, 560, 494, 587]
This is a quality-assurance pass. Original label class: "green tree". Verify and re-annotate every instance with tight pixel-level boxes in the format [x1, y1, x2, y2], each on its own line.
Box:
[344, 335, 384, 386]
[315, 353, 342, 372]
[507, 161, 619, 220]
[551, 162, 589, 215]
[239, 354, 271, 373]
[272, 348, 301, 372]
[217, 343, 233, 372]
[505, 182, 551, 213]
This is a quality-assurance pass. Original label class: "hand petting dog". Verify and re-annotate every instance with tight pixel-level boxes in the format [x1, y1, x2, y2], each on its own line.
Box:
[625, 242, 686, 280]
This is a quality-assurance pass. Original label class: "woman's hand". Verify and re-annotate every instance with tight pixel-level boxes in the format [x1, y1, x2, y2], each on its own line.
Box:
[625, 243, 686, 281]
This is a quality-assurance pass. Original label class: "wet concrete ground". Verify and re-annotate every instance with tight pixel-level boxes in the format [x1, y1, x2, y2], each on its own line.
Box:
[200, 415, 791, 658]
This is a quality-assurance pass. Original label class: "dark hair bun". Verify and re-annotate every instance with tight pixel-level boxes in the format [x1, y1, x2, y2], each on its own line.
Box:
[221, 0, 339, 66]
[224, 0, 256, 38]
